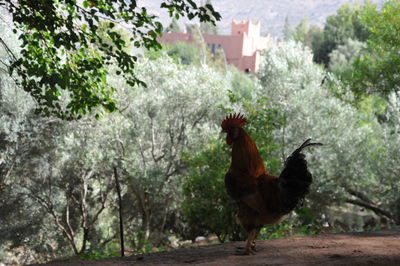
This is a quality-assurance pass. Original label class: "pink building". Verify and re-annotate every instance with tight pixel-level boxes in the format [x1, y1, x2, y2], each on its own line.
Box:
[159, 20, 274, 73]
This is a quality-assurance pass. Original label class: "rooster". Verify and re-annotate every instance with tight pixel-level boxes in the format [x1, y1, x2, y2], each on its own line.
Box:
[221, 113, 322, 255]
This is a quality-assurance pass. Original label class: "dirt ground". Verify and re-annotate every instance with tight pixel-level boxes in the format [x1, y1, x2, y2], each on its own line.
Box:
[34, 230, 400, 266]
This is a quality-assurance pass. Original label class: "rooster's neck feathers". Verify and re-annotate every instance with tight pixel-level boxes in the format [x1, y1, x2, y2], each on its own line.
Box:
[231, 128, 266, 176]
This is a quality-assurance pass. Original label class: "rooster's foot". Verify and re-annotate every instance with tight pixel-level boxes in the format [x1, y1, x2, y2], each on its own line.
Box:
[237, 243, 257, 251]
[234, 247, 255, 255]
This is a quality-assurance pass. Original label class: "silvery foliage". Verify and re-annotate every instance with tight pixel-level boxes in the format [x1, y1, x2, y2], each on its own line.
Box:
[0, 47, 231, 257]
[0, 21, 66, 263]
[1, 14, 231, 257]
[106, 55, 230, 236]
[0, 20, 32, 186]
[257, 41, 380, 210]
[374, 93, 400, 213]
[1, 24, 115, 259]
[24, 55, 232, 248]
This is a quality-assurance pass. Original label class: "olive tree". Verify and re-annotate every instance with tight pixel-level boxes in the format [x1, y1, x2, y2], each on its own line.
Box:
[357, 93, 400, 224]
[1, 109, 119, 259]
[257, 41, 390, 226]
[105, 55, 230, 246]
[1, 43, 234, 260]
[0, 21, 65, 263]
[0, 20, 119, 260]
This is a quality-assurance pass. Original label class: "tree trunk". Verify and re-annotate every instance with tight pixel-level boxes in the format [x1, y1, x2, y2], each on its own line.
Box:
[138, 211, 151, 249]
[79, 227, 89, 254]
[114, 166, 125, 257]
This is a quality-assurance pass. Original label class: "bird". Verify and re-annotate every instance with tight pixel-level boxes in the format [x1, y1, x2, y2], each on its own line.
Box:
[221, 113, 322, 255]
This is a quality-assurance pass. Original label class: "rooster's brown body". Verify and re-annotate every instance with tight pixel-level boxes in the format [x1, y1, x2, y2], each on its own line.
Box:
[221, 113, 321, 255]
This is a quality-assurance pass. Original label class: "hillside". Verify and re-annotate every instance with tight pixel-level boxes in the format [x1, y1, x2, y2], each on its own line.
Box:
[34, 230, 400, 265]
[141, 0, 385, 37]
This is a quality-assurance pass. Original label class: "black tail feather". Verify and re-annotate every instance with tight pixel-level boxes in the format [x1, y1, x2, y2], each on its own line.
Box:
[279, 139, 322, 214]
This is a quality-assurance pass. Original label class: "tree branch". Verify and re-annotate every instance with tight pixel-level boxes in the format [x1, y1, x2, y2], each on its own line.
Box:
[191, 110, 207, 128]
[345, 198, 397, 224]
[346, 188, 374, 205]
[0, 36, 18, 62]
[89, 185, 109, 228]
[21, 187, 79, 254]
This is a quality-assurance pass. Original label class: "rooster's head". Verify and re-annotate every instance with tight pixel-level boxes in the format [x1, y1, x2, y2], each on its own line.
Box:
[221, 113, 247, 145]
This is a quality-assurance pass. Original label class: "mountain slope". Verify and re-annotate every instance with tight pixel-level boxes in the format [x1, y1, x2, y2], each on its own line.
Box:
[142, 0, 385, 37]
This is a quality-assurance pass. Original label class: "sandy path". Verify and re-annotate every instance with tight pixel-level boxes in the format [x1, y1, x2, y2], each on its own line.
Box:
[34, 230, 400, 266]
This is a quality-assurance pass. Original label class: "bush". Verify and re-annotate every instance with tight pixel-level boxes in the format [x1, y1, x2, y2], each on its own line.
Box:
[182, 140, 244, 242]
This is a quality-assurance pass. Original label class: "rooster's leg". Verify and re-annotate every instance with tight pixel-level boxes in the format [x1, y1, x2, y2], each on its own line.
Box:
[235, 229, 257, 255]
[250, 228, 261, 252]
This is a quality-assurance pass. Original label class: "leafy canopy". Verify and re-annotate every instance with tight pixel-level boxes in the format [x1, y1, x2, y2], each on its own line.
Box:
[0, 0, 221, 119]
[310, 2, 371, 66]
[351, 0, 400, 97]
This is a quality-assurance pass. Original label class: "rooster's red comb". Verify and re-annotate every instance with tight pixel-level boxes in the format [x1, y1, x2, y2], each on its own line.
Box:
[221, 113, 247, 130]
